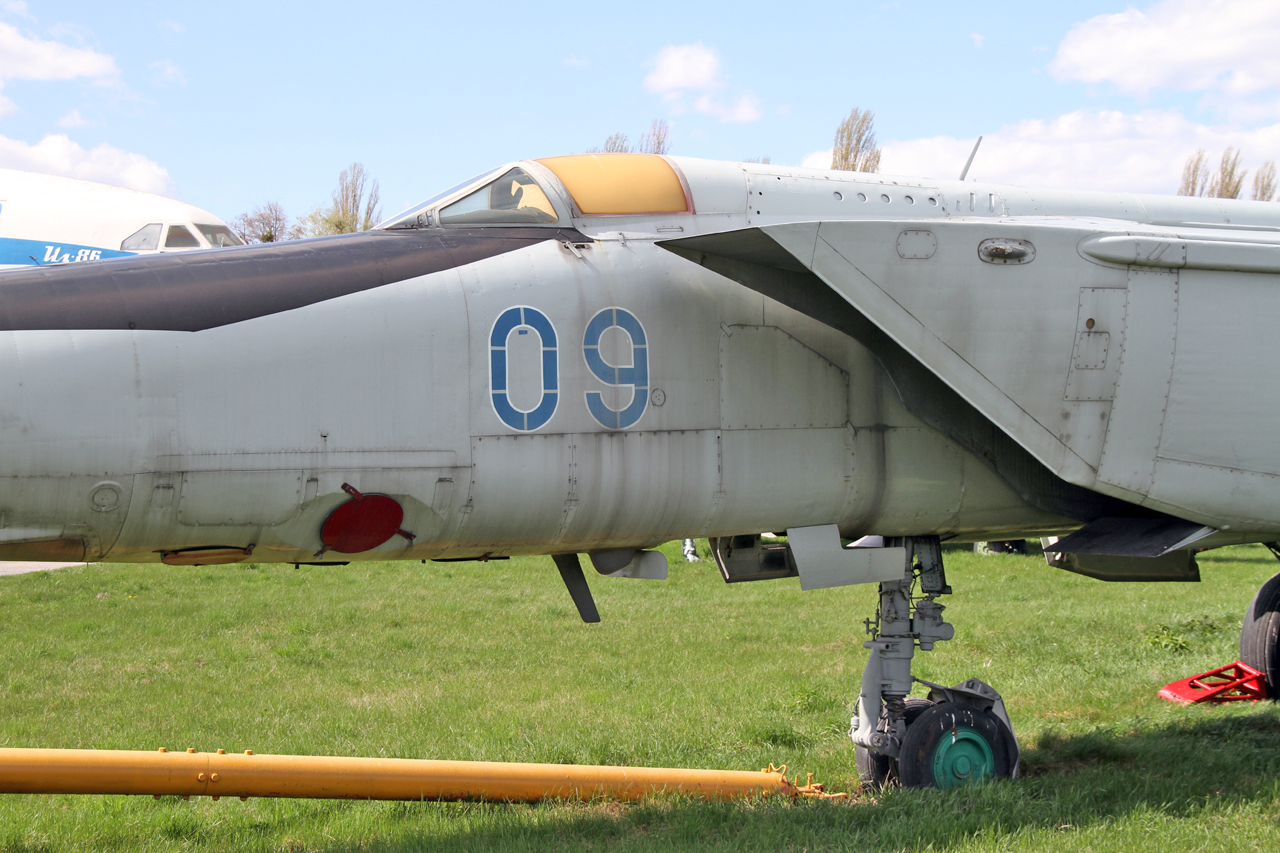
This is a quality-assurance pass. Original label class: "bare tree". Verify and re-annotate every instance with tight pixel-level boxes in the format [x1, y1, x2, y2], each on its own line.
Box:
[587, 119, 671, 155]
[1254, 160, 1277, 201]
[1208, 147, 1247, 199]
[587, 132, 631, 154]
[293, 162, 383, 237]
[637, 119, 670, 155]
[832, 107, 881, 173]
[231, 201, 289, 243]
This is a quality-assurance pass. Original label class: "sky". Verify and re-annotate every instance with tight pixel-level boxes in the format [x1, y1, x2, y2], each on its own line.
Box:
[1, 0, 1279, 225]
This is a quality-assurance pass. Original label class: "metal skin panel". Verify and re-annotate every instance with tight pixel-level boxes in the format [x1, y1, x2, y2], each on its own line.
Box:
[1063, 288, 1126, 403]
[744, 170, 945, 227]
[718, 428, 853, 533]
[177, 471, 304, 527]
[1096, 269, 1179, 501]
[667, 157, 748, 215]
[0, 475, 131, 560]
[562, 431, 721, 548]
[719, 325, 849, 430]
[171, 269, 471, 461]
[1159, 269, 1280, 476]
[0, 329, 145, 476]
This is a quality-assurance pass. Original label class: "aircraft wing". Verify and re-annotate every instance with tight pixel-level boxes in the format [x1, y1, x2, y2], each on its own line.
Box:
[662, 218, 1280, 533]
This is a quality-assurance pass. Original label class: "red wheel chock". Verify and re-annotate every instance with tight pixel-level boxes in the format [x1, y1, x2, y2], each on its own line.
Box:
[1158, 661, 1268, 704]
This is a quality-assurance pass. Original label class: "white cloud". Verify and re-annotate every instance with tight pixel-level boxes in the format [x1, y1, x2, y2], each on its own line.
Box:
[0, 22, 117, 117]
[801, 148, 833, 170]
[970, 33, 985, 48]
[643, 42, 761, 123]
[159, 20, 185, 34]
[149, 59, 185, 85]
[644, 43, 722, 96]
[0, 2, 32, 20]
[1051, 0, 1280, 97]
[0, 22, 117, 82]
[562, 55, 589, 68]
[56, 108, 88, 127]
[694, 93, 762, 124]
[879, 108, 1280, 195]
[0, 133, 173, 195]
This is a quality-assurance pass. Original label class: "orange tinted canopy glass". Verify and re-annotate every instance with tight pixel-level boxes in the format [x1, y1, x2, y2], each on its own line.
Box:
[537, 154, 689, 215]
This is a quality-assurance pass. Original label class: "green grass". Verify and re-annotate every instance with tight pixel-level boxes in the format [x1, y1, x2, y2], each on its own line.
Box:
[1, 542, 1279, 851]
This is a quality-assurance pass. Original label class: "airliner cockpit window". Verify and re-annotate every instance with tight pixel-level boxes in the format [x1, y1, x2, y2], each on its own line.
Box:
[438, 168, 558, 225]
[196, 224, 245, 247]
[164, 225, 200, 248]
[121, 223, 162, 251]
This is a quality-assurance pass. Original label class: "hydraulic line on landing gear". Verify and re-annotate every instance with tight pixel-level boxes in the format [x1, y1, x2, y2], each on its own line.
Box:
[0, 748, 844, 802]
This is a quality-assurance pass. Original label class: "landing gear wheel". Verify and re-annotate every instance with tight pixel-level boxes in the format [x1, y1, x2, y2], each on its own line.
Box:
[854, 697, 933, 788]
[1240, 569, 1280, 698]
[897, 702, 1016, 789]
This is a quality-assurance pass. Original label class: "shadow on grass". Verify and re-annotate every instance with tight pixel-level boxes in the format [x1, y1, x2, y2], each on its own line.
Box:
[307, 707, 1280, 853]
[1198, 554, 1280, 566]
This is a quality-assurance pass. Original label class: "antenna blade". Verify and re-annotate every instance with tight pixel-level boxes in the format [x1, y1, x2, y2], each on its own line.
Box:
[959, 136, 983, 181]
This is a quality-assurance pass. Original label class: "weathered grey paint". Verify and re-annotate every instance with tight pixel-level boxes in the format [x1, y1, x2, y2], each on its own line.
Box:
[2, 156, 1279, 565]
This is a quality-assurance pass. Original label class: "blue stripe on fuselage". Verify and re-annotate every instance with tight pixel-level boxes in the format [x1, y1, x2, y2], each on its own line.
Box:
[0, 237, 135, 266]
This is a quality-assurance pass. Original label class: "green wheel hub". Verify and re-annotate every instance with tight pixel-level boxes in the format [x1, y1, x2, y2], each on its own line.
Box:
[930, 725, 995, 788]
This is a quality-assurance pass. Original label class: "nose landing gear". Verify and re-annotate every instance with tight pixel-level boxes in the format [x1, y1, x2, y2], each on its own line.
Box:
[851, 537, 1020, 788]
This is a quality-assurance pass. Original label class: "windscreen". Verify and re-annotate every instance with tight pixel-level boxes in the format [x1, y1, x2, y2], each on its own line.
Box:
[378, 168, 501, 229]
[438, 168, 558, 226]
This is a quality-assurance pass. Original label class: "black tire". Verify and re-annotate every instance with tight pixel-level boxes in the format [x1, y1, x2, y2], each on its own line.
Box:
[854, 697, 933, 788]
[988, 540, 1029, 555]
[897, 702, 1016, 789]
[1240, 570, 1280, 698]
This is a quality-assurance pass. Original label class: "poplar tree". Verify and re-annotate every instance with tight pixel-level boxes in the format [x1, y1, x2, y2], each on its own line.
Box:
[832, 107, 881, 173]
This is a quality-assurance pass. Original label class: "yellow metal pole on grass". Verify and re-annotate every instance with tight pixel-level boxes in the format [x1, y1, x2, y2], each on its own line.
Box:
[0, 748, 839, 802]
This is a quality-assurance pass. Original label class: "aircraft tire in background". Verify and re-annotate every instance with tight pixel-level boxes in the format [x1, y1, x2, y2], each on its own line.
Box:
[896, 703, 1016, 789]
[973, 540, 1029, 556]
[1240, 569, 1280, 698]
[854, 697, 934, 788]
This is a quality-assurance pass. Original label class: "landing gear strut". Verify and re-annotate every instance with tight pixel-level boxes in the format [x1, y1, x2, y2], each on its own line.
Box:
[851, 536, 1020, 788]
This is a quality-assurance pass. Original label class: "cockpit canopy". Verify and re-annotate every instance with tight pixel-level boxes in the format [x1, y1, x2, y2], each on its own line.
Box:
[379, 154, 693, 231]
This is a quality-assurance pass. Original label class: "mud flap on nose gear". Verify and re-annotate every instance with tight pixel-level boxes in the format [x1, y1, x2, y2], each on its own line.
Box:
[787, 524, 906, 590]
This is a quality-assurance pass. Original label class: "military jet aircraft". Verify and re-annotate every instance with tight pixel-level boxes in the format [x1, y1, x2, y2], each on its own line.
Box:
[2, 153, 1279, 789]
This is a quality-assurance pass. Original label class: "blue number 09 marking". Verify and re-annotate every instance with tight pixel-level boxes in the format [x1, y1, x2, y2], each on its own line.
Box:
[489, 306, 558, 431]
[583, 307, 648, 429]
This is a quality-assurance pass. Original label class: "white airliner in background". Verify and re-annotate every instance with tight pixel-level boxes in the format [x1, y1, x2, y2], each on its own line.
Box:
[0, 168, 242, 271]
